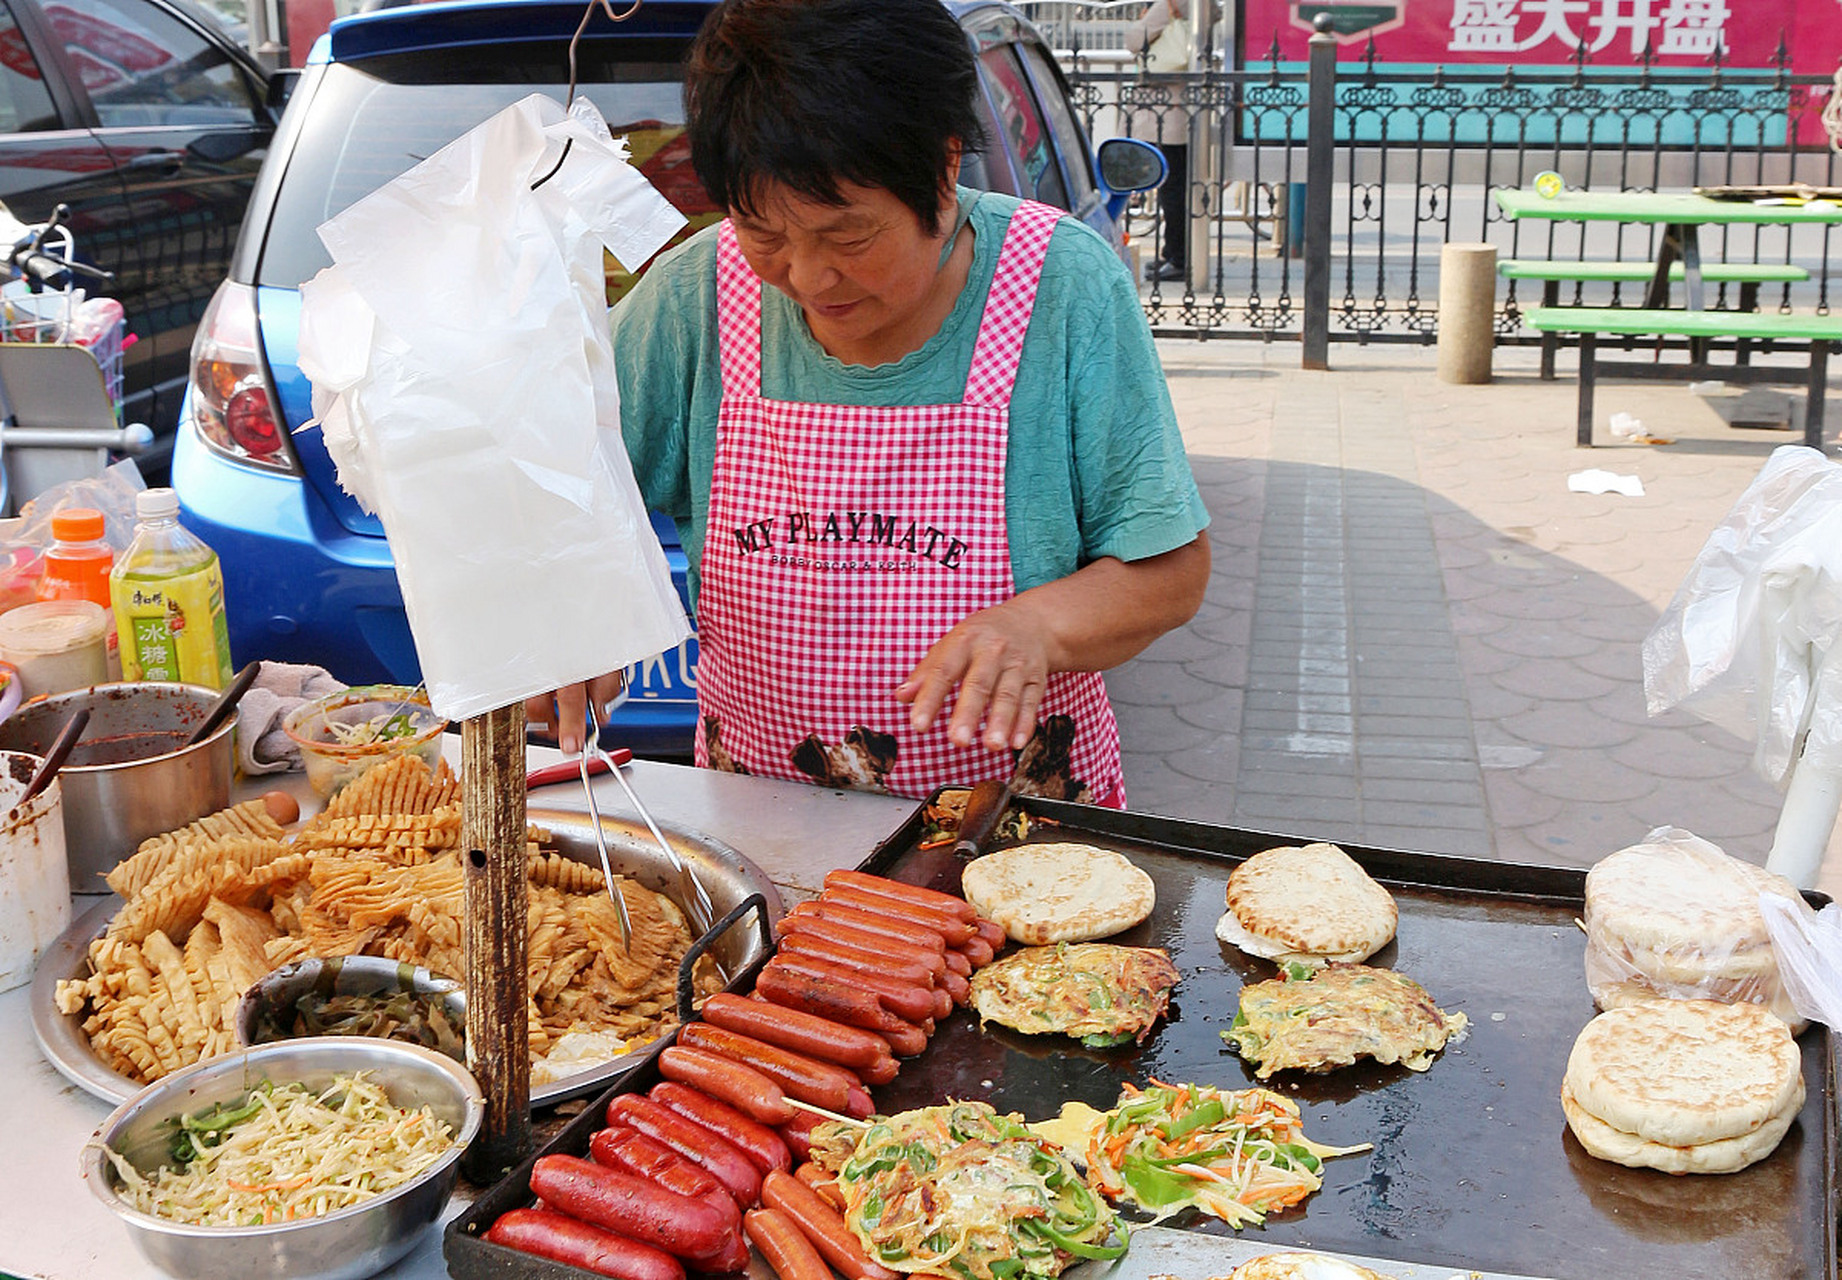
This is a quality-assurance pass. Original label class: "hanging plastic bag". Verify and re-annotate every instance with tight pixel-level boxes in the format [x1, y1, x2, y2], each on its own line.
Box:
[1643, 444, 1842, 787]
[297, 94, 690, 722]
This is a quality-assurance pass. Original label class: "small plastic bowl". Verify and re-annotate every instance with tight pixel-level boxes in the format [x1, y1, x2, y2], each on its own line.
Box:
[283, 684, 445, 798]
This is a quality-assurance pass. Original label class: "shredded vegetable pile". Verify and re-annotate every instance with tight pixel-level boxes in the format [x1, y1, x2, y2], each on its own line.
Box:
[1078, 1082, 1369, 1228]
[812, 1101, 1128, 1280]
[324, 711, 423, 747]
[916, 789, 1046, 850]
[104, 1071, 456, 1226]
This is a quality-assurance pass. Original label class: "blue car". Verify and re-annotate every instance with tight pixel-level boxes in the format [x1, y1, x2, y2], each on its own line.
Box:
[172, 0, 1163, 756]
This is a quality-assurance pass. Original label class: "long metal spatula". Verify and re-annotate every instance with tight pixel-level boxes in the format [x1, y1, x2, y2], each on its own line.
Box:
[587, 703, 714, 936]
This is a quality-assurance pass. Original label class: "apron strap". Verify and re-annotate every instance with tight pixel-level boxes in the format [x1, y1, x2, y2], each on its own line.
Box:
[963, 200, 1065, 409]
[715, 220, 763, 399]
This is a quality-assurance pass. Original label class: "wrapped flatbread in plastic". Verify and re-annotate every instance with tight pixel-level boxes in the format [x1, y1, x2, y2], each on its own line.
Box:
[1583, 826, 1806, 1030]
[297, 94, 689, 721]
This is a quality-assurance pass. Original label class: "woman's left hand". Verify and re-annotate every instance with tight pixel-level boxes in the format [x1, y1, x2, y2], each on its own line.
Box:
[894, 534, 1211, 752]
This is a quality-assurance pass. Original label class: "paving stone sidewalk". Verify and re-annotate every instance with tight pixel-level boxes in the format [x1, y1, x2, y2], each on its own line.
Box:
[1112, 338, 1842, 898]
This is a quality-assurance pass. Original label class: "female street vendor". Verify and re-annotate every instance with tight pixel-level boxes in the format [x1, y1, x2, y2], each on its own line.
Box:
[532, 0, 1211, 805]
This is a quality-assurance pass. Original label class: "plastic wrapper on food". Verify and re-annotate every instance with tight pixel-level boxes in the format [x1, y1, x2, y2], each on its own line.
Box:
[1760, 892, 1842, 1029]
[297, 94, 690, 722]
[1582, 826, 1806, 1030]
[1643, 445, 1842, 789]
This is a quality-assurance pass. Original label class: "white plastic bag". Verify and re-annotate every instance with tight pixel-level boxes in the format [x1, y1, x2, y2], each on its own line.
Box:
[298, 94, 690, 722]
[1643, 445, 1842, 787]
[1759, 891, 1842, 1028]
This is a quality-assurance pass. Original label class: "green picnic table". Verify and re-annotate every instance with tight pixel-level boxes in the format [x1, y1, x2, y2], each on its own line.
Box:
[1492, 188, 1842, 447]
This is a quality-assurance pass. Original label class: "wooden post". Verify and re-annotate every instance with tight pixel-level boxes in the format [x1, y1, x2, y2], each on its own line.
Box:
[461, 703, 531, 1181]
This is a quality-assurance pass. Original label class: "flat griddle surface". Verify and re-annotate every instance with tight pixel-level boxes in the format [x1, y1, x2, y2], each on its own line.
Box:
[859, 796, 1837, 1280]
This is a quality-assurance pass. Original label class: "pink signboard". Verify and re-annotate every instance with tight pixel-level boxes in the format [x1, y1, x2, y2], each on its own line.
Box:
[1240, 0, 1836, 68]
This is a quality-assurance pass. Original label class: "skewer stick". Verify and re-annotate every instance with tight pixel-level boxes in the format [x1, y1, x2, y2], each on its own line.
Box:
[785, 1097, 869, 1126]
[461, 703, 532, 1180]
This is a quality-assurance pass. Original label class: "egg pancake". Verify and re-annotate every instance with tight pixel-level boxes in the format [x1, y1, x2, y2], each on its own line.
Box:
[1224, 964, 1466, 1077]
[969, 942, 1179, 1047]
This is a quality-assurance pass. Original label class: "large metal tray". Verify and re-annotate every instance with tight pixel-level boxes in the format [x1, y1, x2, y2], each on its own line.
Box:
[856, 795, 1840, 1280]
[31, 807, 782, 1108]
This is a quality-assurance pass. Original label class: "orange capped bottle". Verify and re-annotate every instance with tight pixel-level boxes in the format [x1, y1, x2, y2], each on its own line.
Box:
[38, 506, 119, 677]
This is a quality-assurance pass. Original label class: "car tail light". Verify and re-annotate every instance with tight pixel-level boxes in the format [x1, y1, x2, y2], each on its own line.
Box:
[188, 281, 299, 474]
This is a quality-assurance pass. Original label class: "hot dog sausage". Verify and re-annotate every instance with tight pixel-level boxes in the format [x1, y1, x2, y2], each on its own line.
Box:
[763, 954, 936, 1024]
[974, 918, 1007, 951]
[803, 901, 950, 953]
[590, 1126, 731, 1208]
[658, 1045, 796, 1125]
[937, 967, 971, 1005]
[529, 1155, 736, 1263]
[956, 935, 995, 968]
[792, 1161, 847, 1212]
[761, 1169, 899, 1280]
[778, 1109, 823, 1164]
[778, 914, 948, 978]
[752, 967, 930, 1056]
[677, 1022, 863, 1113]
[818, 885, 978, 945]
[605, 1095, 763, 1209]
[776, 932, 938, 989]
[745, 1207, 832, 1280]
[701, 991, 897, 1074]
[943, 948, 972, 977]
[485, 1207, 687, 1280]
[651, 1080, 792, 1176]
[822, 870, 980, 921]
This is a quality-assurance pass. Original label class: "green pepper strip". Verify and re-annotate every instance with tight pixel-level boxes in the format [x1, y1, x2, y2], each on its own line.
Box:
[1120, 1156, 1201, 1208]
[1028, 1218, 1129, 1261]
[1158, 1096, 1225, 1141]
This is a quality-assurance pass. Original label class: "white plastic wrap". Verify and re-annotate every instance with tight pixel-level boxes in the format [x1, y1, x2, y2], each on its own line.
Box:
[1643, 445, 1842, 787]
[1759, 891, 1842, 1029]
[1582, 826, 1805, 1029]
[297, 94, 690, 721]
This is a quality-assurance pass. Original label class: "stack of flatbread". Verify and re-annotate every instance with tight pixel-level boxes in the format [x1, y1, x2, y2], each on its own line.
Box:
[1561, 999, 1803, 1174]
[961, 843, 1155, 944]
[1583, 830, 1804, 1028]
[1215, 843, 1397, 968]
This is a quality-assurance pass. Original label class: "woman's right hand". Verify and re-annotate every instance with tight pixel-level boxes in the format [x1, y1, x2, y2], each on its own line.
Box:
[525, 673, 627, 754]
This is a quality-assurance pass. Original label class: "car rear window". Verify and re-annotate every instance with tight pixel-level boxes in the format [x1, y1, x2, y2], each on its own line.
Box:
[257, 39, 710, 290]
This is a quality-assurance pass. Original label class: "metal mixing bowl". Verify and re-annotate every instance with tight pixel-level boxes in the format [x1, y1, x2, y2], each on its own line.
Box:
[84, 1038, 483, 1280]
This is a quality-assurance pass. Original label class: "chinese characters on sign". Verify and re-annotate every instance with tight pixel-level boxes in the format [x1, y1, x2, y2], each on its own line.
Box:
[1447, 0, 1730, 57]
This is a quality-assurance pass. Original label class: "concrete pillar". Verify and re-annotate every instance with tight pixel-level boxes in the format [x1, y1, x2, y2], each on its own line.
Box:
[1437, 242, 1497, 385]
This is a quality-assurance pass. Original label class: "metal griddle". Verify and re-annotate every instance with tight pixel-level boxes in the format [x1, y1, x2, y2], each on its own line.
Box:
[858, 794, 1840, 1280]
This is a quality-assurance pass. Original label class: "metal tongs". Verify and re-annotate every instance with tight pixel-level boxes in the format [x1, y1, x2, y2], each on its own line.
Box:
[579, 703, 715, 953]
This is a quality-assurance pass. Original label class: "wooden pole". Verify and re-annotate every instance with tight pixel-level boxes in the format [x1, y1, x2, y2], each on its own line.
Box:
[461, 702, 531, 1181]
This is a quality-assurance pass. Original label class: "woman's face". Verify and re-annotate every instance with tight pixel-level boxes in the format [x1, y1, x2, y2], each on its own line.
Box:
[729, 174, 963, 366]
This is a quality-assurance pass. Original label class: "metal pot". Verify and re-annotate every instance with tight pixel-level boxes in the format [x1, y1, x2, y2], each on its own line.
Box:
[0, 682, 233, 892]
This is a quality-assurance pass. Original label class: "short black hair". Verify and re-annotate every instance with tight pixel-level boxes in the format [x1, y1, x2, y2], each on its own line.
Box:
[685, 0, 987, 237]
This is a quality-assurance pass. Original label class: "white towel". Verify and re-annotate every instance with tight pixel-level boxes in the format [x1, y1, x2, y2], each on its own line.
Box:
[235, 661, 346, 774]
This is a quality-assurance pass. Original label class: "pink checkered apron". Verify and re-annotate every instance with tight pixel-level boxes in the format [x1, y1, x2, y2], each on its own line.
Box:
[692, 200, 1124, 803]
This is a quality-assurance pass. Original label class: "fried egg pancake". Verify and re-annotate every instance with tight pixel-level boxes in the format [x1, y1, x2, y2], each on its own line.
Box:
[1224, 964, 1467, 1077]
[968, 942, 1179, 1046]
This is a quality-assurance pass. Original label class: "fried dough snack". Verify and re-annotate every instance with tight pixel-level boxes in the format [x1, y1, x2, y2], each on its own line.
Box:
[55, 755, 717, 1086]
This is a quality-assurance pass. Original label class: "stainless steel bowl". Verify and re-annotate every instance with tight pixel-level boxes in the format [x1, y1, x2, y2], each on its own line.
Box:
[0, 681, 234, 891]
[84, 1037, 484, 1280]
[234, 955, 466, 1054]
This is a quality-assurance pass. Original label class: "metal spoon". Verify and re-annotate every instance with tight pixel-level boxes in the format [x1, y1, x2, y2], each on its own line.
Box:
[184, 660, 262, 748]
[20, 707, 90, 807]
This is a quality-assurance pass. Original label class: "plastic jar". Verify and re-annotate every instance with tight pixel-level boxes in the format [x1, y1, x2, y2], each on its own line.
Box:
[0, 599, 109, 698]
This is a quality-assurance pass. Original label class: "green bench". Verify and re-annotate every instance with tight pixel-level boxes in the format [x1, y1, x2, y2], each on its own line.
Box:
[1500, 260, 1811, 378]
[1521, 306, 1842, 448]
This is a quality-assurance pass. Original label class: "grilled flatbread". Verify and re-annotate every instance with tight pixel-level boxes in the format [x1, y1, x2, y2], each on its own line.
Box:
[1561, 1077, 1801, 1175]
[1218, 843, 1396, 967]
[1229, 1254, 1399, 1280]
[968, 942, 1178, 1046]
[1224, 964, 1466, 1077]
[1563, 999, 1802, 1148]
[961, 843, 1155, 945]
[1586, 839, 1796, 960]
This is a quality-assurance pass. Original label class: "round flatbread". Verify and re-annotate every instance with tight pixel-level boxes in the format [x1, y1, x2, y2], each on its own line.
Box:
[1561, 1077, 1801, 1175]
[1220, 843, 1396, 965]
[960, 843, 1155, 945]
[1229, 1253, 1399, 1280]
[1585, 837, 1797, 962]
[1563, 999, 1803, 1148]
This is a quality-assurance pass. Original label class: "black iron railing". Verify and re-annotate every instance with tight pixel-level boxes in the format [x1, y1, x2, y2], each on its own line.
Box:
[1040, 16, 1839, 346]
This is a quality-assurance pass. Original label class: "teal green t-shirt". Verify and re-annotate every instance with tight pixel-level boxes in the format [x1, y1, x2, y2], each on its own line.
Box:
[612, 187, 1208, 606]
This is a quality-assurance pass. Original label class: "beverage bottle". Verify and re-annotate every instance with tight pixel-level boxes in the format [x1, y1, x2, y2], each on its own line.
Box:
[109, 488, 234, 688]
[37, 506, 120, 678]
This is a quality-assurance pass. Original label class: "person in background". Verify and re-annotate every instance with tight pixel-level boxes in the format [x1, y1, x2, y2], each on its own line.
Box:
[532, 0, 1210, 805]
[1126, 0, 1191, 285]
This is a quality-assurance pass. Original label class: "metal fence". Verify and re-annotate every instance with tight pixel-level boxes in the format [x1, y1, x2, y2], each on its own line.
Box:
[1020, 2, 1841, 348]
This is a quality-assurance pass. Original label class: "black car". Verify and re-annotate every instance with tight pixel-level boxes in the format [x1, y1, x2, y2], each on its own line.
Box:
[0, 0, 272, 458]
